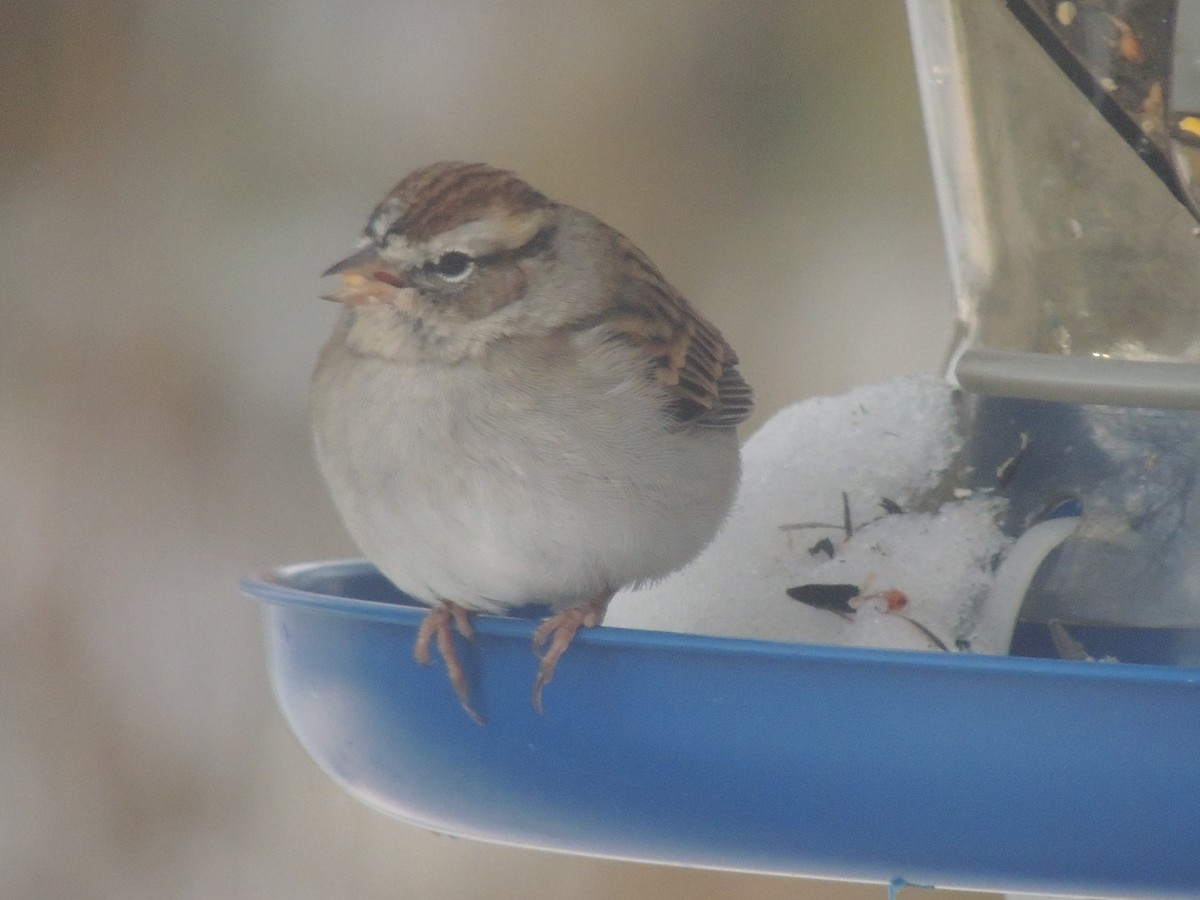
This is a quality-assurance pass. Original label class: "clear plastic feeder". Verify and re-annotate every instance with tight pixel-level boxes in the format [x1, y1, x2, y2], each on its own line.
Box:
[908, 0, 1200, 640]
[907, 0, 1200, 405]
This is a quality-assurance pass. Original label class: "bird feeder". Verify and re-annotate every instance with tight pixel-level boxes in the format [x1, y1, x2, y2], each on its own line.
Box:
[242, 2, 1200, 895]
[911, 0, 1200, 649]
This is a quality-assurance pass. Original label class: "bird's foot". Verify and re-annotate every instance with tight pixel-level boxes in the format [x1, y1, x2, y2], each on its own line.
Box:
[415, 601, 483, 725]
[531, 590, 614, 713]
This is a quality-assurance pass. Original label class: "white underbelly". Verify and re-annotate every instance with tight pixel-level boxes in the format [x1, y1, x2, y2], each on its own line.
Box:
[311, 346, 739, 612]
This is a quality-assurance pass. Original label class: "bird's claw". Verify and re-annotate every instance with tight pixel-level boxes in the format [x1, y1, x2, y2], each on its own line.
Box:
[415, 602, 484, 725]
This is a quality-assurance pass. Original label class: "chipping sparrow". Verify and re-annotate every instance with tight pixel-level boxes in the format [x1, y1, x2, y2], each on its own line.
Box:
[311, 162, 752, 721]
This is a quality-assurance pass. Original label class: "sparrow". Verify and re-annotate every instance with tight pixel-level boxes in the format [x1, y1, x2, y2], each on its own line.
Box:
[310, 162, 752, 720]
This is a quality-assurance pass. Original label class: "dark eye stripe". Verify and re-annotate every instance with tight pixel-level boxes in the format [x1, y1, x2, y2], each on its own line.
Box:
[425, 251, 473, 280]
[428, 224, 556, 275]
[481, 224, 556, 265]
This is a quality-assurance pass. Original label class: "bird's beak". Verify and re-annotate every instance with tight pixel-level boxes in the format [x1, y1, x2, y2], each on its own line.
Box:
[320, 245, 408, 306]
[322, 244, 381, 278]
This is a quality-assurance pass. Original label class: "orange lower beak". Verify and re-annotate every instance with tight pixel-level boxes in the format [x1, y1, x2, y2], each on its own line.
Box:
[320, 273, 397, 306]
[320, 246, 408, 306]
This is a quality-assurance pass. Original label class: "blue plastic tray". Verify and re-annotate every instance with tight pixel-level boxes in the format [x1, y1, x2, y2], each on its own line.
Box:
[242, 560, 1200, 897]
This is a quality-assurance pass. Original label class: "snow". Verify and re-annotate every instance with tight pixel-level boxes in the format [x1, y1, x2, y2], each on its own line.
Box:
[607, 375, 1025, 653]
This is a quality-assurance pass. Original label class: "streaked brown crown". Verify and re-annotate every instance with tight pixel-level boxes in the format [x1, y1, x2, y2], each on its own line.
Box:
[368, 162, 554, 244]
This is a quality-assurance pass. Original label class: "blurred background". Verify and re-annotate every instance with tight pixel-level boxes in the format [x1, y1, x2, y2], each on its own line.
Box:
[0, 1, 980, 898]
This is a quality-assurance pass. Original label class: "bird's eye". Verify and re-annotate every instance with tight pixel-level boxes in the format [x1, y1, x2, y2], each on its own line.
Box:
[429, 251, 473, 282]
